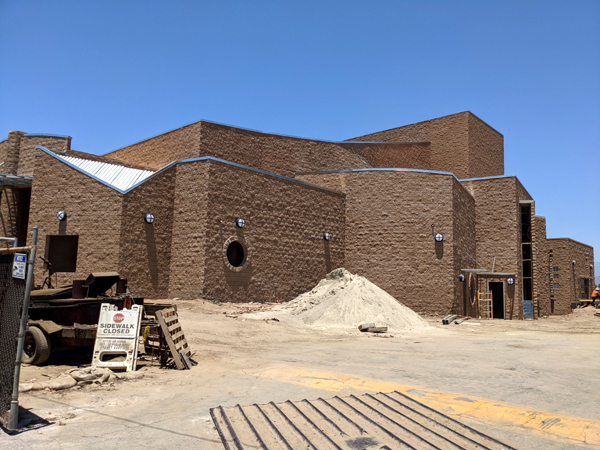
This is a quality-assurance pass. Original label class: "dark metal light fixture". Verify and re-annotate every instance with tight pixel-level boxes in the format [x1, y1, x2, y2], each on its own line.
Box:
[507, 278, 515, 285]
[323, 232, 331, 241]
[57, 211, 67, 221]
[435, 233, 444, 242]
[236, 218, 245, 228]
[459, 274, 465, 282]
[145, 213, 155, 224]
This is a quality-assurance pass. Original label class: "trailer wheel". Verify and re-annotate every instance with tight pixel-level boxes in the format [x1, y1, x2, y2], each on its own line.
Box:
[22, 326, 51, 365]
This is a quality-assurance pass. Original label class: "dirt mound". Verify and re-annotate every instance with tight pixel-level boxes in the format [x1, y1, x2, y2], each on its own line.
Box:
[247, 268, 432, 332]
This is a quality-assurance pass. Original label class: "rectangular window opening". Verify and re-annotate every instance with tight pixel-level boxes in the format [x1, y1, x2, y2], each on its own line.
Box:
[45, 235, 79, 273]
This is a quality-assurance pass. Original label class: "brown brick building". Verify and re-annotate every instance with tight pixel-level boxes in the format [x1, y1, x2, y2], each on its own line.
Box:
[0, 112, 595, 318]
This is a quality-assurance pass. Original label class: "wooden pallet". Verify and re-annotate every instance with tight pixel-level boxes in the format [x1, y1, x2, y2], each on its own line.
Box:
[155, 307, 191, 370]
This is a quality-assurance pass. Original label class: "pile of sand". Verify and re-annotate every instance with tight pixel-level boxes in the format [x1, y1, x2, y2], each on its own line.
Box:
[246, 268, 432, 333]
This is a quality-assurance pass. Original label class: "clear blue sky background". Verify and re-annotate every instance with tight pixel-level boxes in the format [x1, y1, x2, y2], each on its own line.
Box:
[1, 1, 599, 258]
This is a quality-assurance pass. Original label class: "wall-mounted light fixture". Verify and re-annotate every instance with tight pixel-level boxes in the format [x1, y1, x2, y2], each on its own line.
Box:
[236, 218, 245, 228]
[572, 260, 576, 266]
[507, 278, 515, 285]
[323, 232, 331, 241]
[458, 274, 465, 282]
[57, 210, 67, 221]
[591, 265, 594, 270]
[431, 224, 443, 242]
[144, 213, 155, 224]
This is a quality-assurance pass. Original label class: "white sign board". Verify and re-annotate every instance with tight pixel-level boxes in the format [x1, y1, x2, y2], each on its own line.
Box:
[92, 303, 143, 372]
[12, 253, 27, 279]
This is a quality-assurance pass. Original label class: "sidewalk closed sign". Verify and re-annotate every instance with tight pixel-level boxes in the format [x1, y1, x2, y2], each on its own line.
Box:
[12, 253, 27, 279]
[92, 303, 142, 372]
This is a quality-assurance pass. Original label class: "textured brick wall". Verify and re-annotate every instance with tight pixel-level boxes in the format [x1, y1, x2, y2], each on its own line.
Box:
[452, 178, 477, 316]
[103, 122, 203, 170]
[18, 136, 71, 175]
[200, 159, 346, 303]
[532, 215, 550, 317]
[168, 162, 210, 299]
[546, 238, 595, 314]
[468, 113, 504, 178]
[461, 177, 522, 319]
[338, 143, 431, 170]
[349, 112, 504, 179]
[28, 151, 123, 288]
[102, 121, 370, 177]
[0, 187, 31, 247]
[119, 168, 176, 299]
[0, 131, 25, 174]
[308, 171, 464, 315]
[199, 121, 369, 178]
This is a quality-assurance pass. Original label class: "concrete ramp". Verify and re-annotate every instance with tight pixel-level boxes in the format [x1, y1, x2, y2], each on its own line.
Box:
[210, 391, 516, 450]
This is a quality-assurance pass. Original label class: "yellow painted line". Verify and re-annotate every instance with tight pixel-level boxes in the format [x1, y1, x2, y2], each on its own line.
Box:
[251, 366, 600, 448]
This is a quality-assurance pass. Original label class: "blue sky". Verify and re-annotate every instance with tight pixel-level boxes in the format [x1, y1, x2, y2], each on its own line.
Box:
[1, 0, 599, 256]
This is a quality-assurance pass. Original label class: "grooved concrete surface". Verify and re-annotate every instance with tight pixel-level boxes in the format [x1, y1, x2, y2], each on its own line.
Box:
[2, 302, 598, 450]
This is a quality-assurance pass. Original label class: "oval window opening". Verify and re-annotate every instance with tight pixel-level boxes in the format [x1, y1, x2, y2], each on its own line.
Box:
[226, 241, 245, 267]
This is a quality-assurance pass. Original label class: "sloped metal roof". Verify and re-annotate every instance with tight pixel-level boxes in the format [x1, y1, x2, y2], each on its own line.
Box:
[0, 174, 33, 187]
[57, 155, 155, 191]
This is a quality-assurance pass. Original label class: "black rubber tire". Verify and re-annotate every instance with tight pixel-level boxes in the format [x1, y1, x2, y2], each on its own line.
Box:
[22, 326, 51, 365]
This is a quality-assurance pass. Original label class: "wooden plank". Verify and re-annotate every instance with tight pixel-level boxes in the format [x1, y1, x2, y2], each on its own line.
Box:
[167, 322, 182, 333]
[156, 309, 185, 370]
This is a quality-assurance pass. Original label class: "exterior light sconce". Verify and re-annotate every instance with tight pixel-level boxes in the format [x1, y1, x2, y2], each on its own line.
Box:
[572, 260, 576, 266]
[57, 211, 67, 221]
[591, 265, 594, 270]
[144, 214, 155, 224]
[507, 278, 515, 285]
[431, 224, 443, 242]
[323, 232, 331, 241]
[236, 218, 245, 228]
[458, 274, 465, 282]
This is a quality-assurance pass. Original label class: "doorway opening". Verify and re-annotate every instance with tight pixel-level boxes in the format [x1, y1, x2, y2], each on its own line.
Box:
[489, 281, 505, 319]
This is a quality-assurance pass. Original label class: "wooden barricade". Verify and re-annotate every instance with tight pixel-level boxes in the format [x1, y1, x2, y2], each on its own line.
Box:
[155, 307, 191, 370]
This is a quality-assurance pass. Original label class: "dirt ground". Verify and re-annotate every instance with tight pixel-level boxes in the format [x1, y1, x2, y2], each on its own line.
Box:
[2, 301, 599, 450]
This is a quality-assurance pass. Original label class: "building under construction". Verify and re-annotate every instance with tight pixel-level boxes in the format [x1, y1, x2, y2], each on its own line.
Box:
[0, 112, 595, 319]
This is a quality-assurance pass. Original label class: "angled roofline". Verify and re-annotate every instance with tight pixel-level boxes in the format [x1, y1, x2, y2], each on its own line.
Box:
[547, 237, 594, 249]
[459, 174, 517, 182]
[296, 167, 459, 181]
[24, 133, 72, 139]
[37, 146, 344, 196]
[102, 118, 428, 157]
[347, 110, 503, 141]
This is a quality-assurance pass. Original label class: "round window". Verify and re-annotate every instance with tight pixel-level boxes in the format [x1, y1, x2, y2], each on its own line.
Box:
[226, 241, 246, 267]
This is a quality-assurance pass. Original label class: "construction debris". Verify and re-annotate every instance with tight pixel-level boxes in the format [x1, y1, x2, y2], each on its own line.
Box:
[442, 314, 457, 325]
[18, 367, 143, 393]
[455, 317, 470, 324]
[358, 324, 388, 333]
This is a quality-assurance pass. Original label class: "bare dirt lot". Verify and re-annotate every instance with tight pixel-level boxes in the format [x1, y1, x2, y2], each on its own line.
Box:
[2, 301, 600, 450]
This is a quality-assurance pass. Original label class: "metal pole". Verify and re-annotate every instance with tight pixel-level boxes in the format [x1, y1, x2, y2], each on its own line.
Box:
[7, 226, 37, 431]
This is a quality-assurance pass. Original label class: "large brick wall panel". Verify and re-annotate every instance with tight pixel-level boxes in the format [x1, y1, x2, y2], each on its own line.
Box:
[201, 160, 346, 303]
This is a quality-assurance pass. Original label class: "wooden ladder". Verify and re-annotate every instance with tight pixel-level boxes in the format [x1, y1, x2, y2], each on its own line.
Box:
[478, 291, 493, 319]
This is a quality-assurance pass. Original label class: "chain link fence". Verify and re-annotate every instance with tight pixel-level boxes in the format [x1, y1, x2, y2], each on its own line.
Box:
[0, 252, 27, 424]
